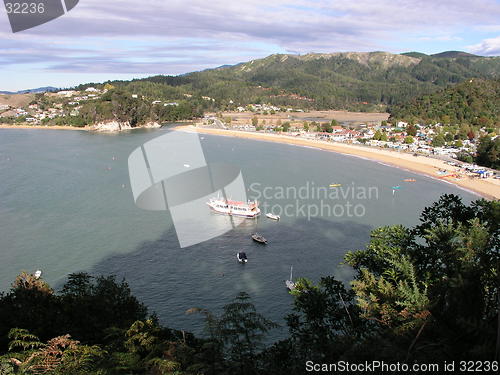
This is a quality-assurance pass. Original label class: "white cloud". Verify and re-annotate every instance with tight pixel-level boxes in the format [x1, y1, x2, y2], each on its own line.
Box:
[3, 0, 500, 47]
[418, 35, 462, 42]
[467, 35, 500, 55]
[475, 24, 500, 32]
[0, 0, 499, 77]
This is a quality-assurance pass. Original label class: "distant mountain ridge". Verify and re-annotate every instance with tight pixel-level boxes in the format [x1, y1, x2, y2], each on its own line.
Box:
[0, 86, 58, 95]
[430, 51, 479, 58]
[68, 50, 500, 112]
[151, 50, 500, 110]
[401, 51, 481, 58]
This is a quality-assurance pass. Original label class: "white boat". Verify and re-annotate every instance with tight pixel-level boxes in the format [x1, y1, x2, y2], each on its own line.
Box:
[266, 213, 280, 221]
[285, 266, 296, 291]
[237, 252, 248, 263]
[207, 196, 260, 218]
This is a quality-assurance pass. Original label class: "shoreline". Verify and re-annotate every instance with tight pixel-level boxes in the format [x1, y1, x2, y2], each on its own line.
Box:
[0, 120, 192, 132]
[0, 124, 87, 131]
[175, 125, 500, 200]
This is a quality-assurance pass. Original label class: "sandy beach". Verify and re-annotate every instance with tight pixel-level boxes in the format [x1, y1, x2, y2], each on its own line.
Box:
[176, 125, 500, 200]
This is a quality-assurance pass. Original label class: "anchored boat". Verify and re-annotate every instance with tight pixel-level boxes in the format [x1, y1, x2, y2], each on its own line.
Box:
[207, 196, 260, 218]
[285, 266, 296, 291]
[251, 233, 267, 244]
[266, 213, 280, 221]
[237, 252, 248, 263]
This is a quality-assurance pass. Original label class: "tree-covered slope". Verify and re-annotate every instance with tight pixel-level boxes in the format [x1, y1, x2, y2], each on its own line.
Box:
[388, 78, 500, 126]
[74, 51, 500, 112]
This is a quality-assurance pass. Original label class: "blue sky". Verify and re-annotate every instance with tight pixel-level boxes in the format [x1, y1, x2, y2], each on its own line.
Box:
[1, 0, 499, 91]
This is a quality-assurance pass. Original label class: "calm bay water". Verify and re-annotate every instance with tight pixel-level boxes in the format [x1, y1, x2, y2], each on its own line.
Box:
[0, 128, 479, 339]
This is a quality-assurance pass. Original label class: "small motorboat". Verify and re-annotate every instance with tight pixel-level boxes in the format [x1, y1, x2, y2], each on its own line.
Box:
[237, 252, 248, 263]
[251, 233, 267, 244]
[403, 178, 416, 182]
[266, 213, 280, 221]
[285, 266, 296, 291]
[329, 183, 341, 188]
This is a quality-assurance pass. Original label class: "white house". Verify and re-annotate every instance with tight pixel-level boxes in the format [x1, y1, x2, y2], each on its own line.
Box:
[56, 90, 77, 97]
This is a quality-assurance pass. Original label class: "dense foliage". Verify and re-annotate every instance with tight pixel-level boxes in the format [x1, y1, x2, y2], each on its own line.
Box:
[0, 273, 148, 349]
[45, 89, 203, 127]
[388, 78, 500, 126]
[476, 135, 500, 169]
[1, 195, 498, 374]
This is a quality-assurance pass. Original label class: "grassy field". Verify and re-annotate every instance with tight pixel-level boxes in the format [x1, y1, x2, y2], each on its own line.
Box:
[212, 110, 390, 127]
[0, 93, 34, 108]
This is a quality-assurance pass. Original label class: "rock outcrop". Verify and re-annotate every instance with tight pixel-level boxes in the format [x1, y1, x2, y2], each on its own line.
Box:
[92, 121, 161, 132]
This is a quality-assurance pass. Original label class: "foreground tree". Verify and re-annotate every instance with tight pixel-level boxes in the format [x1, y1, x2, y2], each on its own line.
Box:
[476, 135, 500, 169]
[217, 293, 277, 375]
[285, 277, 363, 366]
[0, 272, 148, 351]
[190, 292, 278, 375]
[4, 329, 106, 375]
[346, 194, 499, 360]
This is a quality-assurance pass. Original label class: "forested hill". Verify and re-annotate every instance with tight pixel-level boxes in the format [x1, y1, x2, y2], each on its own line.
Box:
[388, 78, 500, 126]
[76, 51, 500, 111]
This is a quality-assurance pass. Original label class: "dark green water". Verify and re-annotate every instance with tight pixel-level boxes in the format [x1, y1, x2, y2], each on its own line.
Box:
[0, 128, 479, 338]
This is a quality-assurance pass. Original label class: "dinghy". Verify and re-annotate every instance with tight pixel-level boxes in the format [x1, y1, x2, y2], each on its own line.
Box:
[237, 252, 248, 263]
[251, 233, 267, 244]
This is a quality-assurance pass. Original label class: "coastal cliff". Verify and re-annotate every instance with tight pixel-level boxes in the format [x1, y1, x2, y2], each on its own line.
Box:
[91, 121, 161, 132]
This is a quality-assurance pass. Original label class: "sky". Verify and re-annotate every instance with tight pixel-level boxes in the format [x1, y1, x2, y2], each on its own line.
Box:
[1, 0, 500, 91]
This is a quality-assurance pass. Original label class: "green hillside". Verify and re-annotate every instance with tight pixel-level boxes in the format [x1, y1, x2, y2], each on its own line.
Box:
[431, 50, 478, 58]
[388, 78, 500, 126]
[401, 51, 428, 58]
[75, 51, 500, 112]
